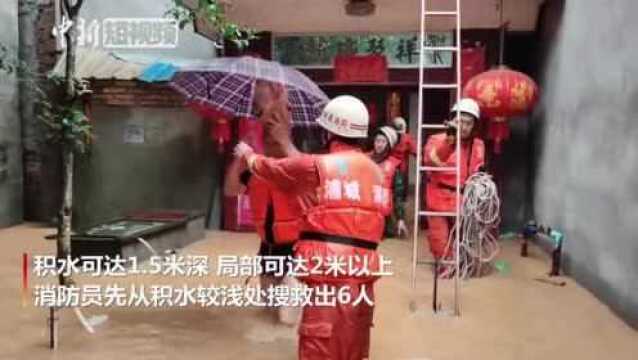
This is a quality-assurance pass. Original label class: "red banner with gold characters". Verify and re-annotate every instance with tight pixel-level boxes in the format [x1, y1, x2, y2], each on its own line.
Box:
[334, 55, 389, 83]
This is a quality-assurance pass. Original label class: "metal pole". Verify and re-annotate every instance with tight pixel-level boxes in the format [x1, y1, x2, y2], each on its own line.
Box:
[499, 0, 505, 65]
[49, 307, 58, 349]
[411, 0, 427, 290]
[453, 0, 462, 317]
[432, 259, 439, 312]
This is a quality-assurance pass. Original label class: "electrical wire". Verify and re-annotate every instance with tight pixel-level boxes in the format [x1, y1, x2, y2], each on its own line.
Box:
[441, 172, 501, 279]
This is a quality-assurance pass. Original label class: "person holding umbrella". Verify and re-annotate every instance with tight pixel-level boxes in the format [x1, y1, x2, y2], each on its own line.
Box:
[224, 80, 303, 326]
[171, 57, 328, 326]
[234, 95, 387, 360]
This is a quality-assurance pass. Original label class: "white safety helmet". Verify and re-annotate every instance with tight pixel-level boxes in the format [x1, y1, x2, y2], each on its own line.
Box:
[316, 95, 369, 138]
[392, 117, 407, 134]
[376, 126, 399, 149]
[450, 98, 481, 120]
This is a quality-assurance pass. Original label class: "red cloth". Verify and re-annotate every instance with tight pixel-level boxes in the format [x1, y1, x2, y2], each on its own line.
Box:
[390, 133, 417, 173]
[334, 55, 388, 83]
[366, 102, 378, 130]
[423, 134, 485, 259]
[298, 283, 374, 360]
[461, 46, 487, 89]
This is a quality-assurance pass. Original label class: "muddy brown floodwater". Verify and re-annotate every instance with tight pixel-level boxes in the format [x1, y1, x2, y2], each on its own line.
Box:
[0, 224, 636, 360]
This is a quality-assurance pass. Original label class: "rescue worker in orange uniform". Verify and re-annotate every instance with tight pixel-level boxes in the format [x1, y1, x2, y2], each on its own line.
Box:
[225, 80, 303, 325]
[370, 126, 408, 238]
[390, 116, 418, 175]
[423, 98, 485, 270]
[234, 95, 387, 360]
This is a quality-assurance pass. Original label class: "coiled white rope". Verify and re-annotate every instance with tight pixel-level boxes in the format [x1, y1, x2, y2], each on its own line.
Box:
[442, 172, 501, 279]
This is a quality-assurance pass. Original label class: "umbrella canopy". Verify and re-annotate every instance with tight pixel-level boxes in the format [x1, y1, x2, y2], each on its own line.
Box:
[170, 56, 328, 127]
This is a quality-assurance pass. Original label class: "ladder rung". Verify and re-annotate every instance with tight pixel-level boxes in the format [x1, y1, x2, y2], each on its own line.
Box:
[417, 260, 434, 265]
[421, 124, 447, 130]
[424, 11, 458, 16]
[421, 84, 458, 89]
[419, 211, 458, 217]
[417, 259, 457, 266]
[420, 166, 456, 172]
[423, 46, 458, 52]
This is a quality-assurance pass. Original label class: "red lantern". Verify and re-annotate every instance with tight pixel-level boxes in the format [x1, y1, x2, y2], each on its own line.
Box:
[209, 117, 232, 152]
[464, 67, 539, 117]
[463, 67, 539, 153]
[187, 101, 235, 152]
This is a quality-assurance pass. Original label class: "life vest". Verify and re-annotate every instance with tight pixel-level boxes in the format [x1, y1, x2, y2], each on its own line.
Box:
[248, 176, 301, 245]
[423, 133, 485, 211]
[390, 133, 417, 173]
[377, 156, 401, 216]
[297, 151, 387, 284]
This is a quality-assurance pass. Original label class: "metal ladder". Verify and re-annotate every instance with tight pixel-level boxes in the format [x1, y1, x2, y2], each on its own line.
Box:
[411, 0, 463, 316]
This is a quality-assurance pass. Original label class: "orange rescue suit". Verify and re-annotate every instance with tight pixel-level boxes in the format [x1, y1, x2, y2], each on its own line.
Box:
[248, 143, 387, 360]
[423, 133, 485, 258]
[377, 156, 401, 217]
[247, 176, 301, 245]
[390, 133, 417, 173]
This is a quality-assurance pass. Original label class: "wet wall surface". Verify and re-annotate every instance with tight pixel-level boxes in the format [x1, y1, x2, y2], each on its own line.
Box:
[533, 0, 638, 328]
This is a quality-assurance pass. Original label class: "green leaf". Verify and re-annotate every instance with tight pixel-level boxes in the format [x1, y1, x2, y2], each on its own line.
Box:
[207, 3, 218, 13]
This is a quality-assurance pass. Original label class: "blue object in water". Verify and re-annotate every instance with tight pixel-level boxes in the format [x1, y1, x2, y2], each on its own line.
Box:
[139, 62, 179, 82]
[550, 229, 564, 245]
[523, 220, 538, 238]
